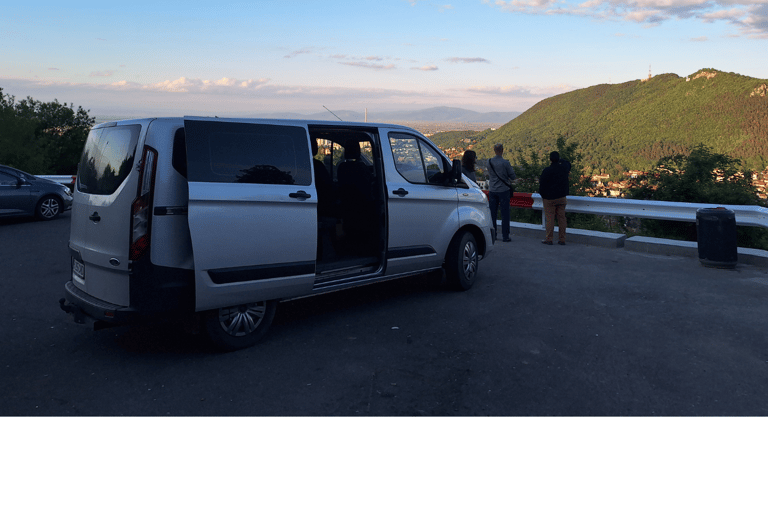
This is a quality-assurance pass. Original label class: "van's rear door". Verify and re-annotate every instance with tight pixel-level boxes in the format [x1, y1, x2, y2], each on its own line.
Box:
[184, 119, 317, 312]
[69, 121, 146, 306]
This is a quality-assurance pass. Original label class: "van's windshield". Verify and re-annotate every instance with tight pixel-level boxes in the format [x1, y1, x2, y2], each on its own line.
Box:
[77, 124, 141, 195]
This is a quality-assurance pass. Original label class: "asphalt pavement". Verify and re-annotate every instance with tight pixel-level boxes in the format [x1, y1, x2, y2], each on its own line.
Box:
[2, 212, 768, 416]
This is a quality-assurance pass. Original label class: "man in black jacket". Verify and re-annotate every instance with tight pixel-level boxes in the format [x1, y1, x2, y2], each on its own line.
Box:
[538, 151, 571, 245]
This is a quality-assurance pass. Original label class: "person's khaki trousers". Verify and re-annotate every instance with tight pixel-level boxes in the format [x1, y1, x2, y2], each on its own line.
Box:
[543, 197, 567, 243]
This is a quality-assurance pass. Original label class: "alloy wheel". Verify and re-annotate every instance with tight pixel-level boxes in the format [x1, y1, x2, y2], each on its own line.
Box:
[40, 198, 60, 219]
[462, 239, 478, 280]
[218, 302, 268, 337]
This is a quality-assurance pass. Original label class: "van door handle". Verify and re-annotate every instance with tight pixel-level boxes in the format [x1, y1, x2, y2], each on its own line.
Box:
[392, 188, 409, 197]
[289, 190, 311, 199]
[89, 212, 101, 222]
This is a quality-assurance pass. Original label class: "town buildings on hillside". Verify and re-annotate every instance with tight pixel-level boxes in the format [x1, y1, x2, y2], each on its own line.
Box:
[436, 140, 768, 201]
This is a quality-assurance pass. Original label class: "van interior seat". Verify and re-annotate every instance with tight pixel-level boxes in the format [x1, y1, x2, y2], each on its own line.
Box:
[313, 158, 337, 219]
[338, 143, 374, 215]
[336, 142, 379, 254]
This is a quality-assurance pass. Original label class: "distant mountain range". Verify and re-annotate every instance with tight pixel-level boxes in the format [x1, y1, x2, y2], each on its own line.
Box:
[455, 68, 768, 175]
[254, 106, 520, 125]
[94, 106, 519, 128]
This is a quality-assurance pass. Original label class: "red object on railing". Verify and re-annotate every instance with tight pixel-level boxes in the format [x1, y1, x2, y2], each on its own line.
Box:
[511, 192, 534, 209]
[482, 191, 534, 209]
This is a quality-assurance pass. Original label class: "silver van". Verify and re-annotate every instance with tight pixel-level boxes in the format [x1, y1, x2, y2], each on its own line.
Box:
[60, 117, 494, 350]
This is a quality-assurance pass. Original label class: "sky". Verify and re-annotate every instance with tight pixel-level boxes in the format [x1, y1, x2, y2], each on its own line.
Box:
[1, 0, 767, 118]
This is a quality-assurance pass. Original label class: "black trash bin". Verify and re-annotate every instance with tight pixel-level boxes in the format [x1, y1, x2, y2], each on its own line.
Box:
[696, 207, 737, 269]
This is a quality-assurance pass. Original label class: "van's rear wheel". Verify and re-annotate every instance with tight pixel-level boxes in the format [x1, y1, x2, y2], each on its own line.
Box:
[204, 300, 277, 351]
[445, 231, 478, 291]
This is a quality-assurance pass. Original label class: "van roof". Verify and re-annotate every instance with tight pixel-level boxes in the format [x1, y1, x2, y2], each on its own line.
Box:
[93, 117, 421, 133]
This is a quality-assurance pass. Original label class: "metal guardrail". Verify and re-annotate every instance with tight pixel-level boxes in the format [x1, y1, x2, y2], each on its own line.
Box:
[36, 175, 76, 185]
[507, 192, 768, 230]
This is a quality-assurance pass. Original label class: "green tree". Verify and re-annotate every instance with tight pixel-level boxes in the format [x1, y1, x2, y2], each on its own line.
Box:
[0, 87, 94, 174]
[626, 144, 768, 249]
[0, 89, 46, 173]
[511, 135, 594, 196]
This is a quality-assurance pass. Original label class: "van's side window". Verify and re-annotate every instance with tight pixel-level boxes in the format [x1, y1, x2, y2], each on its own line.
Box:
[389, 133, 448, 185]
[184, 121, 311, 186]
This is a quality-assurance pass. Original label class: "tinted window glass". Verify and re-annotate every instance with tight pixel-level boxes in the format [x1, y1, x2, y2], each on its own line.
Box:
[77, 125, 141, 195]
[421, 142, 448, 184]
[0, 167, 26, 181]
[389, 133, 447, 184]
[390, 134, 425, 183]
[0, 170, 17, 186]
[185, 120, 311, 186]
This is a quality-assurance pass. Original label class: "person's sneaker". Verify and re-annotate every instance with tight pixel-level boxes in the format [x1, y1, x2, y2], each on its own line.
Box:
[503, 237, 511, 242]
[541, 240, 553, 245]
[558, 241, 566, 245]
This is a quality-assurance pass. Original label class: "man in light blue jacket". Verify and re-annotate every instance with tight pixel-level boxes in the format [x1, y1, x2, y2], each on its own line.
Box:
[487, 143, 517, 242]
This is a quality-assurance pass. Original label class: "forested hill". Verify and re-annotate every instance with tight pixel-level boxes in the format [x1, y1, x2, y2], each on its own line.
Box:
[463, 69, 768, 176]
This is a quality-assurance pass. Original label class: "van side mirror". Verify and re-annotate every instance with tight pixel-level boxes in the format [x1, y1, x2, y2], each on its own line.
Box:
[451, 159, 462, 184]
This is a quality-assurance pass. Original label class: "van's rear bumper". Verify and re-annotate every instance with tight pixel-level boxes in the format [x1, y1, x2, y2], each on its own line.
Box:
[60, 281, 138, 327]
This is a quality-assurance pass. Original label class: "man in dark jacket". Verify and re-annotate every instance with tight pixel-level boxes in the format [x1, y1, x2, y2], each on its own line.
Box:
[538, 151, 571, 245]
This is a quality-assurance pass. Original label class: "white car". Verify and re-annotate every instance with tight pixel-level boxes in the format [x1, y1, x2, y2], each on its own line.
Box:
[60, 117, 494, 350]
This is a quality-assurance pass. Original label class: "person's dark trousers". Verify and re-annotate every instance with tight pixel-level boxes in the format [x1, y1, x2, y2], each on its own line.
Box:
[489, 190, 511, 240]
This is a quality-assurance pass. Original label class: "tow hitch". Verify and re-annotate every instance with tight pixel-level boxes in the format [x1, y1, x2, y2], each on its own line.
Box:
[59, 298, 86, 324]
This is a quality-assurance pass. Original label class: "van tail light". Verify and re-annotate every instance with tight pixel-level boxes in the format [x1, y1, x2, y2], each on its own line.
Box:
[130, 146, 158, 261]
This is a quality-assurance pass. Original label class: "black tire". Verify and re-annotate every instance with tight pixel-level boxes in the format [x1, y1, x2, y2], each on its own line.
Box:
[445, 231, 479, 291]
[204, 300, 278, 351]
[36, 196, 62, 220]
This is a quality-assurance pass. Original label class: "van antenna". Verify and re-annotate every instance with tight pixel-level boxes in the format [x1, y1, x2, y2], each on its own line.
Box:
[323, 105, 343, 121]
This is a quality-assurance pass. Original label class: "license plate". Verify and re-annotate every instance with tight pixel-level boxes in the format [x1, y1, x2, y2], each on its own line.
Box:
[73, 258, 85, 281]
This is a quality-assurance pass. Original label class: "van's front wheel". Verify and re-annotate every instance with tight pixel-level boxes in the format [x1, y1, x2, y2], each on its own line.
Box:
[445, 231, 478, 291]
[204, 300, 277, 351]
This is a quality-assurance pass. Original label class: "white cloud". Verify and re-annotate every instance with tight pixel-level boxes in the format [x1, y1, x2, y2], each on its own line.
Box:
[446, 57, 491, 64]
[0, 75, 553, 114]
[488, 0, 768, 37]
[284, 48, 313, 59]
[490, 0, 561, 14]
[739, 2, 768, 38]
[108, 80, 141, 89]
[339, 61, 397, 70]
[460, 83, 572, 98]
